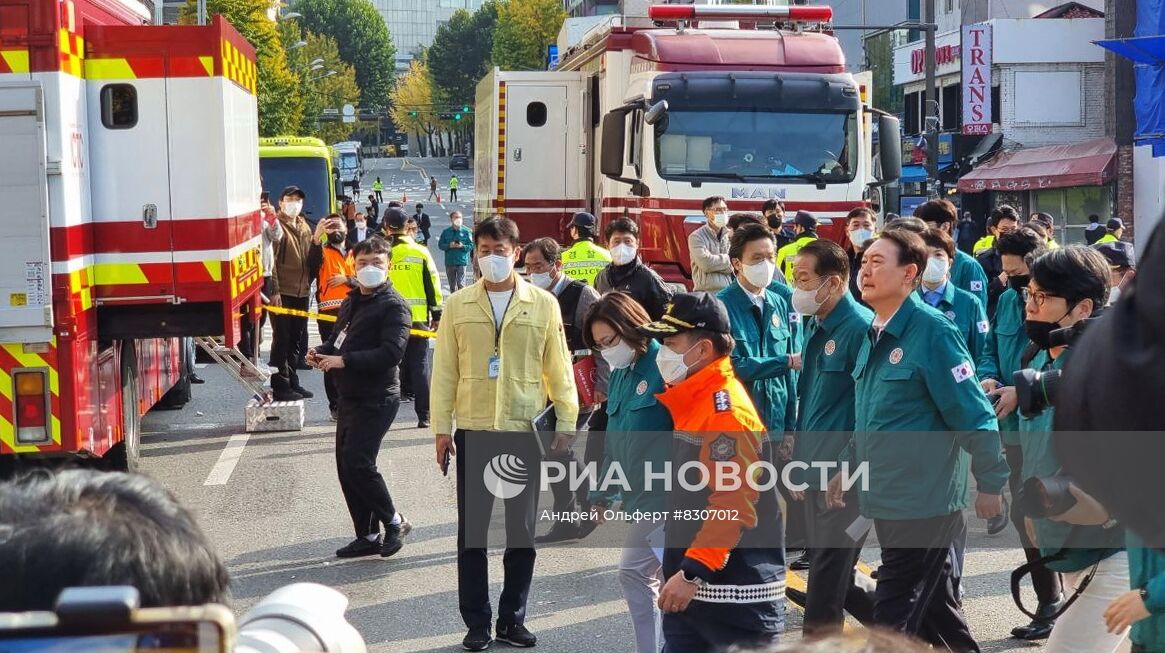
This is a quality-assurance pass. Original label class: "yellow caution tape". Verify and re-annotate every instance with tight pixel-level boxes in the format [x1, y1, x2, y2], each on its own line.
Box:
[263, 304, 436, 338]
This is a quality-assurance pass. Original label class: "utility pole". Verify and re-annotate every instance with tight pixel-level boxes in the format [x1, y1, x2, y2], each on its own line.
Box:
[923, 0, 939, 194]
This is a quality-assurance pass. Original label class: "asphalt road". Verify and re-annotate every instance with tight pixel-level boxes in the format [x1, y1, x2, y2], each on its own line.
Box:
[137, 158, 1052, 653]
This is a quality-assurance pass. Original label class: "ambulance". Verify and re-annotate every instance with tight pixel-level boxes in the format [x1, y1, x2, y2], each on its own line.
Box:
[0, 1, 262, 470]
[474, 3, 903, 287]
[260, 136, 337, 228]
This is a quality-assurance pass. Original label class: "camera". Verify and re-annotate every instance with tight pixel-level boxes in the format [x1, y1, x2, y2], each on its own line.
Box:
[0, 583, 366, 653]
[1014, 317, 1098, 417]
[1017, 475, 1077, 519]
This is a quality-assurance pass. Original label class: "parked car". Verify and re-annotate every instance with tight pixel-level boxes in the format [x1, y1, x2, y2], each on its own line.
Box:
[450, 153, 470, 170]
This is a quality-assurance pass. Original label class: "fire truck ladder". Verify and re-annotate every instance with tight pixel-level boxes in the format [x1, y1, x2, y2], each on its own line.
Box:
[193, 337, 270, 399]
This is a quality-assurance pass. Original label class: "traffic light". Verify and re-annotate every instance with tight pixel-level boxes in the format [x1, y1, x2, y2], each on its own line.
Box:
[462, 105, 470, 113]
[408, 110, 418, 117]
[454, 113, 462, 121]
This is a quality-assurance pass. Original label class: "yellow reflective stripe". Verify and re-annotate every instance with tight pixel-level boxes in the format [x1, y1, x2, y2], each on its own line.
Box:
[1, 345, 59, 396]
[93, 263, 149, 285]
[203, 261, 222, 282]
[85, 58, 136, 80]
[1, 50, 30, 74]
[199, 56, 213, 77]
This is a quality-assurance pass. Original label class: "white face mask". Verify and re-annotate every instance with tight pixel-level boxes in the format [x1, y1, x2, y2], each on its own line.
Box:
[922, 256, 950, 285]
[529, 271, 555, 289]
[356, 265, 386, 288]
[656, 341, 699, 384]
[708, 212, 726, 228]
[480, 254, 514, 283]
[792, 279, 830, 315]
[849, 228, 874, 247]
[742, 260, 776, 289]
[1108, 286, 1122, 306]
[354, 221, 366, 229]
[282, 201, 303, 218]
[600, 338, 636, 370]
[611, 243, 638, 266]
[452, 219, 463, 228]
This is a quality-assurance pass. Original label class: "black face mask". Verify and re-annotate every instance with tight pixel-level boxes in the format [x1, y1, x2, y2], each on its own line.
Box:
[328, 232, 346, 246]
[1008, 274, 1030, 293]
[1025, 306, 1074, 350]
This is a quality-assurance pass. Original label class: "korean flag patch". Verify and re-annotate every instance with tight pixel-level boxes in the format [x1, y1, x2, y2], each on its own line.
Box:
[977, 320, 990, 334]
[713, 389, 732, 413]
[970, 280, 984, 292]
[951, 361, 975, 383]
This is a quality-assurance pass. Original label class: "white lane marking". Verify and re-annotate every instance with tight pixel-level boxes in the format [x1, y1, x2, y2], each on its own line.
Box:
[204, 434, 250, 486]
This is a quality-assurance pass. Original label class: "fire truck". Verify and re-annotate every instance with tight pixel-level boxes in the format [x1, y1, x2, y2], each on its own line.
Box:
[0, 0, 262, 470]
[474, 3, 903, 286]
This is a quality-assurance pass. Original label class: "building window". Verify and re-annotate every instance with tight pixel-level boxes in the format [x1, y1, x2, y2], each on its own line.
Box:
[941, 84, 960, 131]
[100, 84, 137, 129]
[1030, 186, 1114, 245]
[526, 101, 547, 127]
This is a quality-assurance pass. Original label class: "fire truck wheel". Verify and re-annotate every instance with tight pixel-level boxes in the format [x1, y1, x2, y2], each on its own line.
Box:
[105, 346, 141, 473]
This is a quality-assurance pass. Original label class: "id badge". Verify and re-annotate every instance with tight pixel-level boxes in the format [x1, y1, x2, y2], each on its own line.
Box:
[333, 328, 348, 349]
[488, 355, 500, 379]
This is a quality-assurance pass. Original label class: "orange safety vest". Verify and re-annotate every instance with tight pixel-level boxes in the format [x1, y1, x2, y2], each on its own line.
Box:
[318, 246, 355, 312]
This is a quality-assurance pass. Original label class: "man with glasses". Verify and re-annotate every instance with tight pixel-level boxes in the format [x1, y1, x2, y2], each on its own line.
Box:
[690, 196, 734, 292]
[976, 206, 1022, 318]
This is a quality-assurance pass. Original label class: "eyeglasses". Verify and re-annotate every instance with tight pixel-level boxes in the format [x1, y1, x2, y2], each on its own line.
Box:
[594, 333, 620, 350]
[1022, 287, 1061, 308]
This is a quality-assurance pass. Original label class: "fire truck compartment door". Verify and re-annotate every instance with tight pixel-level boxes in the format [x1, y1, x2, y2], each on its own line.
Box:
[505, 85, 568, 200]
[88, 72, 177, 302]
[0, 82, 53, 332]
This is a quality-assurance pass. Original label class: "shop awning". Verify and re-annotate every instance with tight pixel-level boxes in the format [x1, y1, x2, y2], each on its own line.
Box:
[957, 137, 1117, 194]
[901, 165, 929, 183]
[1096, 35, 1165, 65]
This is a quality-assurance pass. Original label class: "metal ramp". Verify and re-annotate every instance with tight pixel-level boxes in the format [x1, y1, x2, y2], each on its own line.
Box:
[193, 337, 304, 432]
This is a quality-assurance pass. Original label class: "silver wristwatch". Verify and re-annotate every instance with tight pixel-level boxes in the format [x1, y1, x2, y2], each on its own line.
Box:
[680, 570, 706, 588]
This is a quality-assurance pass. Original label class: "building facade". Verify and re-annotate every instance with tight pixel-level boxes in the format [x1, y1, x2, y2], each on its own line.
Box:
[371, 0, 486, 75]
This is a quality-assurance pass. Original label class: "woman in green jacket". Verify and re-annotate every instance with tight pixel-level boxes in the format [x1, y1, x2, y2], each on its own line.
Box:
[583, 292, 673, 653]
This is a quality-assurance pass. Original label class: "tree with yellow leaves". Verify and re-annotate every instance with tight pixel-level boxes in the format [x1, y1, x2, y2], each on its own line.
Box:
[492, 0, 566, 72]
[293, 32, 361, 143]
[390, 59, 440, 157]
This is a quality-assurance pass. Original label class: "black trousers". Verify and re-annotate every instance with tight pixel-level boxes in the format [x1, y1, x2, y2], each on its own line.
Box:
[238, 277, 274, 361]
[802, 490, 876, 635]
[873, 512, 979, 653]
[455, 430, 538, 630]
[317, 316, 339, 411]
[662, 612, 780, 653]
[450, 189, 458, 201]
[270, 294, 308, 391]
[543, 403, 605, 514]
[778, 457, 808, 550]
[336, 396, 401, 537]
[401, 336, 431, 420]
[1005, 444, 1063, 603]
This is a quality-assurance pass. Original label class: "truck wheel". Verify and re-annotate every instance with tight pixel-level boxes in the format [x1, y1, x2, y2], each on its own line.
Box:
[105, 346, 141, 473]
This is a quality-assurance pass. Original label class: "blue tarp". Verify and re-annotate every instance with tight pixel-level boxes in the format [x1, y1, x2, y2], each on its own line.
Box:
[1096, 0, 1165, 154]
[901, 165, 928, 183]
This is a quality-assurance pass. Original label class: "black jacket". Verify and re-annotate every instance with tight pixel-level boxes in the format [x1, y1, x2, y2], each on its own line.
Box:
[415, 212, 432, 242]
[595, 259, 674, 320]
[318, 284, 411, 401]
[976, 248, 1004, 319]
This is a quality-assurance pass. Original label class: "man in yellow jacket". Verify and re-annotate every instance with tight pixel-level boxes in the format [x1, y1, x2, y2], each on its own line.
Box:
[775, 210, 819, 282]
[432, 216, 578, 652]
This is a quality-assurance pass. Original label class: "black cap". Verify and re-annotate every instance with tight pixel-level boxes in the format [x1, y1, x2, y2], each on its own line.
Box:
[794, 210, 818, 230]
[571, 212, 596, 229]
[639, 292, 731, 338]
[384, 207, 409, 231]
[1094, 241, 1136, 268]
[1033, 212, 1055, 228]
[1107, 217, 1125, 231]
[279, 185, 305, 200]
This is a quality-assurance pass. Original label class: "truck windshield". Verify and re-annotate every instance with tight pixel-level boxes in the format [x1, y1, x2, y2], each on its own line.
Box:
[339, 152, 359, 174]
[260, 157, 332, 226]
[654, 109, 858, 184]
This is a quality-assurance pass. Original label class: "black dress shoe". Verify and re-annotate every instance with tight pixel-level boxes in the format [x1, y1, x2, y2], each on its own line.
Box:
[189, 374, 206, 384]
[272, 388, 304, 402]
[534, 522, 580, 544]
[462, 628, 492, 651]
[1011, 597, 1063, 640]
[786, 586, 807, 608]
[987, 495, 1010, 535]
[789, 553, 811, 571]
[495, 622, 536, 648]
[291, 386, 314, 399]
[380, 516, 411, 558]
[336, 536, 381, 558]
[417, 418, 430, 428]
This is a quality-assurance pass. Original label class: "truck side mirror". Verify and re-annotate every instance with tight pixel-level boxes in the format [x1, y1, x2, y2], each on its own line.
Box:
[877, 114, 902, 184]
[600, 110, 627, 178]
[644, 100, 668, 126]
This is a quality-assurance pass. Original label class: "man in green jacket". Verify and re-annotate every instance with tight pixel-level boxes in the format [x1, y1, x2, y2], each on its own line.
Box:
[828, 228, 1007, 652]
[976, 227, 1060, 640]
[437, 210, 474, 292]
[790, 239, 875, 636]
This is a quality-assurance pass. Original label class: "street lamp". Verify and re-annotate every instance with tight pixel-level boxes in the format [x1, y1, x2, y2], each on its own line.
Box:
[288, 40, 307, 50]
[309, 58, 324, 67]
[280, 11, 302, 20]
[308, 70, 337, 83]
[310, 63, 324, 72]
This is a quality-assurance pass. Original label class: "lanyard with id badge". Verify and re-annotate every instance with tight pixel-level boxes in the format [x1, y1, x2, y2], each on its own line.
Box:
[488, 290, 515, 379]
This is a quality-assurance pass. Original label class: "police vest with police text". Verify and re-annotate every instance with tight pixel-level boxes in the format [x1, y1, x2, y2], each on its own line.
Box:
[562, 240, 612, 287]
[388, 236, 441, 324]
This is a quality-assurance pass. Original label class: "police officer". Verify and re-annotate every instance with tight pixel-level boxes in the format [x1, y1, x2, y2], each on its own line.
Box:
[640, 293, 786, 653]
[307, 237, 413, 559]
[1096, 217, 1125, 245]
[775, 211, 819, 283]
[383, 207, 442, 428]
[561, 212, 612, 286]
[789, 239, 876, 636]
[976, 227, 1060, 641]
[917, 227, 990, 363]
[915, 199, 990, 311]
[372, 176, 384, 203]
[827, 228, 1007, 651]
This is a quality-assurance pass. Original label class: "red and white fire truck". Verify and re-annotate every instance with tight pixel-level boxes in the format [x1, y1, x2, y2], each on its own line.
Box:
[0, 0, 262, 469]
[474, 3, 903, 286]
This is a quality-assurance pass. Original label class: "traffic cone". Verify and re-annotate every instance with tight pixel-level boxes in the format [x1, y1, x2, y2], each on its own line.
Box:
[437, 192, 442, 203]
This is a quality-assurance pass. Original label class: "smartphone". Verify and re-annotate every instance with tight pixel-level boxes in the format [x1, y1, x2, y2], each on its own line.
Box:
[0, 601, 233, 653]
[442, 449, 451, 476]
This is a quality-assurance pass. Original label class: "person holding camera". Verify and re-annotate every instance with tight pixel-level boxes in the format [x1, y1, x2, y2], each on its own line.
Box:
[976, 227, 1060, 640]
[1017, 245, 1129, 653]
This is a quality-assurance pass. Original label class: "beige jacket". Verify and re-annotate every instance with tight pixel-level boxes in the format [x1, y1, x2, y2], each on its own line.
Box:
[688, 224, 733, 292]
[431, 276, 579, 434]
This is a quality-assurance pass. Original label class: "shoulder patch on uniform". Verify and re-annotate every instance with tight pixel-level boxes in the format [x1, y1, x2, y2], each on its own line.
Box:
[824, 339, 837, 356]
[977, 320, 990, 334]
[951, 361, 974, 383]
[771, 314, 782, 328]
[970, 280, 984, 291]
[709, 433, 737, 462]
[713, 389, 732, 413]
